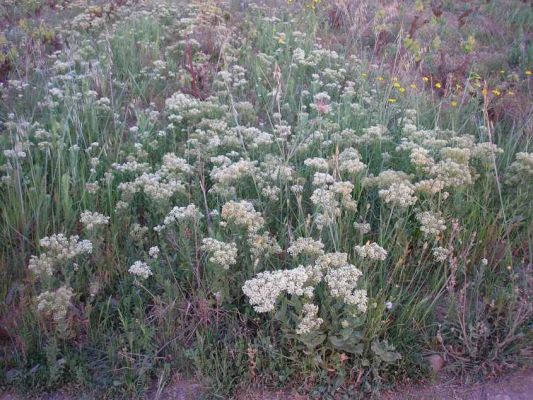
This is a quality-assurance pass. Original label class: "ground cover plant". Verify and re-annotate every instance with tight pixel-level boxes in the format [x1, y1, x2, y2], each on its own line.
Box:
[0, 0, 532, 398]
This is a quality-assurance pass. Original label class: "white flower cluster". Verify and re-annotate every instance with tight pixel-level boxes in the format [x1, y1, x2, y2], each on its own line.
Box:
[128, 260, 153, 280]
[433, 246, 450, 262]
[235, 127, 273, 148]
[410, 147, 434, 167]
[36, 285, 74, 323]
[310, 188, 337, 210]
[311, 92, 332, 114]
[161, 153, 192, 175]
[29, 234, 93, 277]
[79, 211, 110, 230]
[261, 185, 281, 201]
[201, 238, 238, 269]
[440, 147, 471, 164]
[416, 211, 446, 236]
[379, 181, 417, 208]
[118, 172, 186, 202]
[364, 170, 411, 189]
[247, 232, 282, 259]
[166, 92, 222, 127]
[287, 237, 325, 258]
[221, 200, 264, 232]
[156, 204, 203, 231]
[260, 156, 295, 182]
[39, 234, 93, 258]
[165, 92, 201, 121]
[315, 252, 349, 270]
[304, 157, 329, 171]
[113, 153, 190, 204]
[292, 47, 306, 65]
[149, 246, 160, 259]
[309, 177, 357, 227]
[393, 122, 494, 194]
[353, 221, 371, 234]
[3, 148, 27, 159]
[210, 159, 257, 188]
[130, 223, 149, 243]
[28, 254, 55, 277]
[414, 178, 445, 195]
[506, 152, 533, 186]
[243, 251, 368, 325]
[242, 265, 317, 313]
[310, 188, 341, 229]
[338, 147, 366, 174]
[85, 182, 100, 194]
[354, 242, 388, 261]
[331, 181, 355, 199]
[112, 160, 150, 173]
[471, 142, 504, 162]
[324, 264, 367, 312]
[296, 303, 323, 335]
[430, 159, 473, 188]
[358, 124, 389, 144]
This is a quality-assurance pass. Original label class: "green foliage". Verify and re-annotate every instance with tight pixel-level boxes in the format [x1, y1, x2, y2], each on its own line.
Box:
[0, 0, 531, 398]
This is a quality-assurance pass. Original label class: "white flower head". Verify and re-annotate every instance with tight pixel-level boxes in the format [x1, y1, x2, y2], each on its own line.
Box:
[79, 211, 109, 230]
[296, 303, 323, 335]
[149, 246, 160, 259]
[354, 242, 388, 261]
[201, 238, 238, 269]
[128, 261, 152, 280]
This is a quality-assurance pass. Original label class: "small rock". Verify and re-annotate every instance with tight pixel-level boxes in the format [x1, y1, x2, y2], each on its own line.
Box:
[425, 354, 445, 373]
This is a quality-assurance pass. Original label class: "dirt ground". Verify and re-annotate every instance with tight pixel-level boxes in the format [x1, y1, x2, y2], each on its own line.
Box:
[1, 369, 532, 399]
[381, 369, 533, 400]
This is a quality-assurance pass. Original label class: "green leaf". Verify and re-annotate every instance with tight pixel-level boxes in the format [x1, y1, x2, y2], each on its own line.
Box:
[371, 340, 402, 363]
[299, 332, 326, 348]
[329, 334, 364, 355]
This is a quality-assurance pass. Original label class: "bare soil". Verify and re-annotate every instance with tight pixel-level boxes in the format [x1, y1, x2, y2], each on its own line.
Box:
[381, 369, 533, 400]
[1, 369, 532, 399]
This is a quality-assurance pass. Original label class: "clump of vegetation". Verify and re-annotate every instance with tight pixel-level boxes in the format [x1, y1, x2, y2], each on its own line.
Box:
[0, 0, 531, 398]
